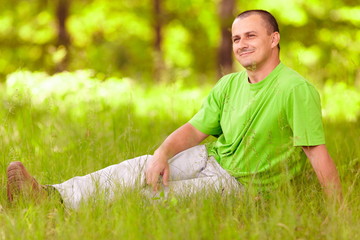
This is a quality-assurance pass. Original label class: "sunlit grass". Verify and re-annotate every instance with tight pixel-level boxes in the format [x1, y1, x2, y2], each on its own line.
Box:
[0, 71, 359, 239]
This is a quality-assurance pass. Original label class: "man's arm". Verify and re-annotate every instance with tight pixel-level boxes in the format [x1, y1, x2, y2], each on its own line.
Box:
[302, 144, 342, 201]
[146, 123, 209, 191]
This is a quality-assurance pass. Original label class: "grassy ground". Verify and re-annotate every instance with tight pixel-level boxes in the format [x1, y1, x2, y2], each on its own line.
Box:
[0, 82, 359, 240]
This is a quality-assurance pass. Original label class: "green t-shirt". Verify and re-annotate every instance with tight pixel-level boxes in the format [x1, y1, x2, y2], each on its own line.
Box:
[189, 63, 325, 191]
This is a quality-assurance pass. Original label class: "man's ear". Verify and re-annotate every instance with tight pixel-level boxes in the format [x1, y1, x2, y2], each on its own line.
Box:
[271, 32, 280, 48]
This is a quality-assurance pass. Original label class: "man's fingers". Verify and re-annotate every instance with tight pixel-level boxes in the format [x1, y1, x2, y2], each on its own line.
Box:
[151, 176, 159, 191]
[163, 168, 169, 186]
[153, 182, 158, 192]
[145, 170, 151, 185]
[147, 172, 158, 190]
[146, 169, 159, 191]
[145, 160, 170, 191]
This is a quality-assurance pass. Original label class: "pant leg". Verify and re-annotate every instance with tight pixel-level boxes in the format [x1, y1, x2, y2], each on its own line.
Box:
[167, 145, 209, 180]
[52, 145, 241, 209]
[52, 154, 151, 209]
[52, 145, 208, 209]
[149, 156, 243, 197]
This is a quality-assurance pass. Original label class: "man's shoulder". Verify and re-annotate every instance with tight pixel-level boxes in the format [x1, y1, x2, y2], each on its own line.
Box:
[277, 64, 315, 89]
[221, 71, 247, 81]
[215, 71, 247, 88]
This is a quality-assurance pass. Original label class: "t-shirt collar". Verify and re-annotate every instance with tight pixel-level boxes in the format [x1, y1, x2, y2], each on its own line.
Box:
[247, 62, 284, 90]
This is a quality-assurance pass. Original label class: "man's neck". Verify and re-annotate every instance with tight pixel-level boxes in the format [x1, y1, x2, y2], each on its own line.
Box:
[247, 59, 281, 84]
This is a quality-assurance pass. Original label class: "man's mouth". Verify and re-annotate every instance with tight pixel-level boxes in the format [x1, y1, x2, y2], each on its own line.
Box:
[239, 50, 254, 56]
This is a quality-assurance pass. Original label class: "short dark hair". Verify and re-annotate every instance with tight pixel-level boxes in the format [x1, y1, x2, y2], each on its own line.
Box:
[236, 10, 280, 50]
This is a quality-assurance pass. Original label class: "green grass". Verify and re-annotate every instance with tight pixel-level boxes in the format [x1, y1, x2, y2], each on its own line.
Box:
[0, 78, 359, 239]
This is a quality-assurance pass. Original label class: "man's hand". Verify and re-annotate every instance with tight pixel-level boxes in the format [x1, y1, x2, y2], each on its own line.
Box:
[145, 123, 209, 192]
[145, 154, 170, 191]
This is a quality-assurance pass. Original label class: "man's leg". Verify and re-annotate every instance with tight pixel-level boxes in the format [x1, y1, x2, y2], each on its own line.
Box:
[6, 155, 151, 209]
[6, 145, 241, 209]
[51, 145, 211, 209]
[51, 154, 151, 209]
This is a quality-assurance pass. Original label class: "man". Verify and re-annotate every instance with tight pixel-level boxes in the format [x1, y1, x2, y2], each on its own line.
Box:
[7, 10, 342, 209]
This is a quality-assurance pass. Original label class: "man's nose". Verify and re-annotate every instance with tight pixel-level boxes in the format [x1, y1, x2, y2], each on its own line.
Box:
[238, 38, 248, 48]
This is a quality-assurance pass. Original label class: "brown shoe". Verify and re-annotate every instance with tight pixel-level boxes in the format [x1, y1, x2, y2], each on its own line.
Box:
[6, 161, 47, 202]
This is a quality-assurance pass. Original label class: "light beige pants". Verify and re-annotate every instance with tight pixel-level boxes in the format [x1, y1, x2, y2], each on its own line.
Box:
[52, 145, 242, 209]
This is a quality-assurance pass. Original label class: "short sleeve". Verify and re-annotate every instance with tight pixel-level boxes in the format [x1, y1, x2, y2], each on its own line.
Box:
[189, 77, 230, 136]
[286, 83, 325, 146]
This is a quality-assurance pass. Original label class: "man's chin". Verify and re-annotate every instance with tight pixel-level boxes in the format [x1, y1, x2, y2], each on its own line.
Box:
[241, 62, 257, 71]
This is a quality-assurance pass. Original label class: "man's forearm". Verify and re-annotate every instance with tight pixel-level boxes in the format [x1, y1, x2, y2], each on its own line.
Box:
[303, 145, 342, 200]
[316, 159, 342, 198]
[154, 122, 209, 161]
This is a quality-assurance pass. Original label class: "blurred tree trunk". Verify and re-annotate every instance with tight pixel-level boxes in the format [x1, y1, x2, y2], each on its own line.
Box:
[217, 0, 236, 77]
[153, 0, 164, 82]
[55, 0, 71, 72]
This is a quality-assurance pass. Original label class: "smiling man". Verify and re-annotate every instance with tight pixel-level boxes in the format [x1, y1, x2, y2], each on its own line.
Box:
[232, 12, 280, 79]
[7, 10, 342, 209]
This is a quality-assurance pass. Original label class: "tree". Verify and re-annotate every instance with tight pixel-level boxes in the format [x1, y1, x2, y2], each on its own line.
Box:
[217, 0, 236, 77]
[152, 0, 165, 81]
[55, 0, 71, 72]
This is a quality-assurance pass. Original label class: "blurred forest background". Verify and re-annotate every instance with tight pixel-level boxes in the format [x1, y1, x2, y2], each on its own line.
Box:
[0, 0, 360, 122]
[1, 0, 359, 84]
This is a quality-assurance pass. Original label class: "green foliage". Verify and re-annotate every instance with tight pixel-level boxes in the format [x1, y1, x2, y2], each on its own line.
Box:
[4, 70, 360, 123]
[322, 82, 360, 122]
[1, 0, 358, 84]
[4, 70, 208, 123]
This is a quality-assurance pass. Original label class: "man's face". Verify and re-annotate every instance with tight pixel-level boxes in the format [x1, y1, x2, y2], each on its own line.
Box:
[232, 14, 278, 71]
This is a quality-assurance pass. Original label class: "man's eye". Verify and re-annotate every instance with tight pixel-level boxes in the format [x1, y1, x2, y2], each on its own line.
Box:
[233, 38, 240, 43]
[248, 34, 256, 38]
